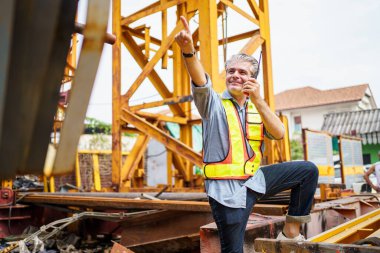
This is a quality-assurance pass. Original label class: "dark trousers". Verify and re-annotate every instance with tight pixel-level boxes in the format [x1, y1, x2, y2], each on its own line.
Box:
[208, 161, 319, 253]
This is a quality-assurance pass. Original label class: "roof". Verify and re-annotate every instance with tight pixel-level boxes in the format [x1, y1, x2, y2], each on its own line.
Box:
[275, 84, 369, 111]
[321, 109, 380, 145]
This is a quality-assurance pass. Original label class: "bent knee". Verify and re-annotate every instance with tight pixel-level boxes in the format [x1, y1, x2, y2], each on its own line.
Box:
[304, 161, 319, 178]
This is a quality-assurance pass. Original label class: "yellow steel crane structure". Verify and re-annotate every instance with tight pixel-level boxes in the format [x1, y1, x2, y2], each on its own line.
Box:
[112, 0, 290, 191]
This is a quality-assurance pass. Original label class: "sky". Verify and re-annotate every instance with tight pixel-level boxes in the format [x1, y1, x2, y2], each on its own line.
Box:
[81, 0, 380, 123]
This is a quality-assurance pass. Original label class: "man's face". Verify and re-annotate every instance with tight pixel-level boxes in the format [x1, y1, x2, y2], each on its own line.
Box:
[226, 61, 252, 97]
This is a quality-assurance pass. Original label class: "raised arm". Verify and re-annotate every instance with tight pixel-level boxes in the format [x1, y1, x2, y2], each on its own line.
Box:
[175, 16, 207, 86]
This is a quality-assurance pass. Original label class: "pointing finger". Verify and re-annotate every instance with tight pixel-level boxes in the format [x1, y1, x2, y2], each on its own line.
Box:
[180, 16, 190, 33]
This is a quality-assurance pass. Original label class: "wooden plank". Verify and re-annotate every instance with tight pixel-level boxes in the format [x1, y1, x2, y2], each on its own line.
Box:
[220, 0, 260, 26]
[121, 0, 188, 26]
[121, 31, 184, 116]
[123, 21, 184, 101]
[121, 109, 203, 167]
[50, 0, 110, 175]
[254, 238, 380, 253]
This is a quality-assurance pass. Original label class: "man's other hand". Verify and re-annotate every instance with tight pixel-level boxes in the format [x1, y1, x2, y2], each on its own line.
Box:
[242, 78, 261, 101]
[175, 16, 195, 54]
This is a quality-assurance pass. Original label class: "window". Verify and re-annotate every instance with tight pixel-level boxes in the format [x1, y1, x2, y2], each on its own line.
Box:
[363, 154, 371, 165]
[294, 116, 302, 133]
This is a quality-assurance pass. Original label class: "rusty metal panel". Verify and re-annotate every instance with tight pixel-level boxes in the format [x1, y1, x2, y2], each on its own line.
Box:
[121, 210, 213, 253]
[0, 0, 76, 179]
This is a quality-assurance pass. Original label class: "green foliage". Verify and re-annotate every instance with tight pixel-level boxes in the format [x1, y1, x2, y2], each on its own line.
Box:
[85, 117, 111, 134]
[290, 139, 304, 160]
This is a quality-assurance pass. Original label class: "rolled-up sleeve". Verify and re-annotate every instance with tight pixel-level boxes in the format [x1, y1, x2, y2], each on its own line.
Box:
[191, 74, 219, 120]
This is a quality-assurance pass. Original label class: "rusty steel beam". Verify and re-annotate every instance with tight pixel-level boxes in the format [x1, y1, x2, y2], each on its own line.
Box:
[123, 21, 184, 101]
[135, 111, 188, 124]
[49, 0, 110, 176]
[129, 95, 193, 112]
[125, 26, 162, 47]
[121, 31, 184, 116]
[74, 22, 116, 45]
[121, 0, 188, 26]
[19, 193, 211, 212]
[17, 192, 286, 215]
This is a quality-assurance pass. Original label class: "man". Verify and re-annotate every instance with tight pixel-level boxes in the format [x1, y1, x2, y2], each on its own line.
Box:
[364, 151, 380, 192]
[175, 16, 318, 252]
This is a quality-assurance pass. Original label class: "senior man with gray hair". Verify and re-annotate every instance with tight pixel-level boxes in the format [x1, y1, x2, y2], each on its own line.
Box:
[175, 16, 319, 253]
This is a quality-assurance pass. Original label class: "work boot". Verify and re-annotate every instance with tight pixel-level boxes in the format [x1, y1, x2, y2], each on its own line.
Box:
[276, 231, 306, 241]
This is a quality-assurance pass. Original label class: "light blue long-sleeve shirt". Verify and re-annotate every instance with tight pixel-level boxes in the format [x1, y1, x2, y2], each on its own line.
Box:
[192, 75, 270, 208]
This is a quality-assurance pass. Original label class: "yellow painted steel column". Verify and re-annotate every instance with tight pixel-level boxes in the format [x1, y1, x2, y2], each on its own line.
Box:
[260, 0, 276, 164]
[92, 154, 101, 191]
[161, 0, 168, 69]
[198, 0, 221, 92]
[75, 152, 82, 188]
[112, 0, 121, 191]
[278, 114, 290, 162]
[338, 135, 345, 184]
[49, 177, 55, 193]
[177, 4, 194, 185]
[167, 150, 173, 190]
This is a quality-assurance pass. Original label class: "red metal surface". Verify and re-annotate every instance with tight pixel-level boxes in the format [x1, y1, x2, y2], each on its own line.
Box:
[0, 205, 37, 238]
[0, 188, 15, 206]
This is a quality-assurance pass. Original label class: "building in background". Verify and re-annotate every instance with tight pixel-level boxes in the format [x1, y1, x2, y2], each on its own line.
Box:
[275, 84, 377, 140]
[322, 109, 380, 165]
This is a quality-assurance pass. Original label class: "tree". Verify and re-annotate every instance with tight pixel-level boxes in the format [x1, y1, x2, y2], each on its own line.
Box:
[290, 139, 304, 160]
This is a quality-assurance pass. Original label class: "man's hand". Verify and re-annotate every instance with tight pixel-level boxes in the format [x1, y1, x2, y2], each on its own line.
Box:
[242, 77, 261, 102]
[175, 16, 195, 54]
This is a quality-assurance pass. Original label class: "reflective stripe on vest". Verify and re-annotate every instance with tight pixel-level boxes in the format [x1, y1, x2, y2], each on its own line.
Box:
[203, 98, 264, 179]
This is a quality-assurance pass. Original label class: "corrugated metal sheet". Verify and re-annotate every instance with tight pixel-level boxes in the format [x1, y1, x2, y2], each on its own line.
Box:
[321, 109, 380, 144]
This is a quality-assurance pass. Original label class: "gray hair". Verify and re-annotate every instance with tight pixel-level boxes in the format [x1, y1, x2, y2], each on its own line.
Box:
[225, 53, 259, 77]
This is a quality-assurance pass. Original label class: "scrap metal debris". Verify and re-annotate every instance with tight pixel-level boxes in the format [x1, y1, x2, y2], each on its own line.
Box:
[0, 211, 150, 253]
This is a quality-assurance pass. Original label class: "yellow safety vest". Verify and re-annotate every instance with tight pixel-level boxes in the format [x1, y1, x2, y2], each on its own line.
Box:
[203, 98, 264, 179]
